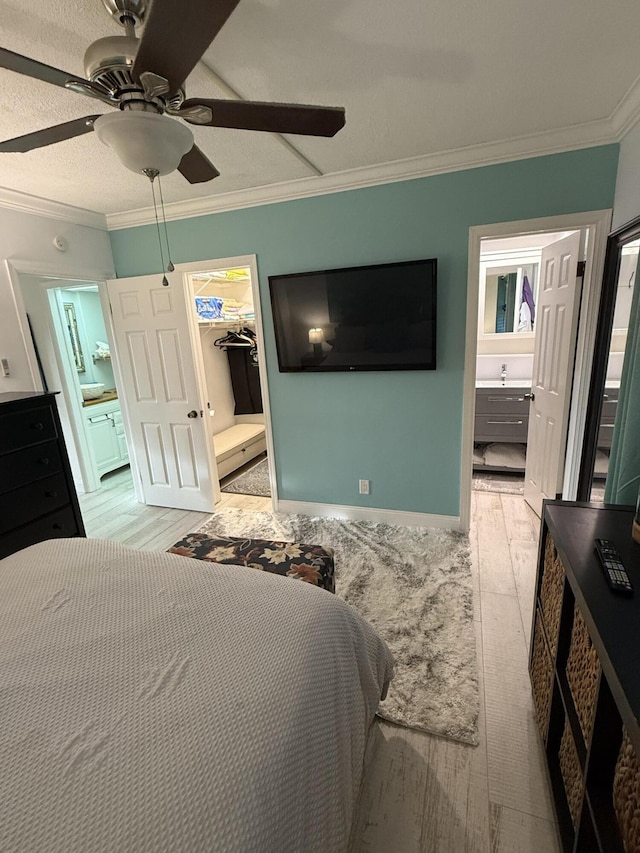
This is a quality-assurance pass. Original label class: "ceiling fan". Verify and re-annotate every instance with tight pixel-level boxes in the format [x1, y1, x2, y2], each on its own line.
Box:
[0, 0, 346, 183]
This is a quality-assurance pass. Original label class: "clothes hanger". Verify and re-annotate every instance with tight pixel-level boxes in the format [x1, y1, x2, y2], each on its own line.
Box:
[214, 329, 254, 348]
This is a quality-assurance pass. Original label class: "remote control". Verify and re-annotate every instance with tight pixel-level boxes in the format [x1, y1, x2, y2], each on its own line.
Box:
[594, 539, 634, 595]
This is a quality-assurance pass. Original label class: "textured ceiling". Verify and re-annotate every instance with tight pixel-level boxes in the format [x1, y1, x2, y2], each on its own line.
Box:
[0, 0, 639, 216]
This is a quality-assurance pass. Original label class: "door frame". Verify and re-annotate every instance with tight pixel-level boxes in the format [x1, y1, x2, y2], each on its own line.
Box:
[7, 258, 116, 495]
[577, 213, 640, 499]
[172, 254, 278, 507]
[460, 209, 612, 532]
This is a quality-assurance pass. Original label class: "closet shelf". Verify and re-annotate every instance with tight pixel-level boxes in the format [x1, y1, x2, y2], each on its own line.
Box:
[198, 318, 255, 326]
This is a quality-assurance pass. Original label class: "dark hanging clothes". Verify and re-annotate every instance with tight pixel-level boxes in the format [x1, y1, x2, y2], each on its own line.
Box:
[227, 347, 263, 414]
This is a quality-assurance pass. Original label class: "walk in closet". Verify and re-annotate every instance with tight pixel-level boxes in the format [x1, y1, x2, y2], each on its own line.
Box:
[190, 267, 267, 485]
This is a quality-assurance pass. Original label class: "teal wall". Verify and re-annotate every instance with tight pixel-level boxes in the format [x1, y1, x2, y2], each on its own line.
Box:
[110, 146, 619, 518]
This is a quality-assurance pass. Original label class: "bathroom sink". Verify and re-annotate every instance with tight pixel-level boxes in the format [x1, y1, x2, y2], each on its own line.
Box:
[475, 380, 531, 388]
[80, 382, 105, 400]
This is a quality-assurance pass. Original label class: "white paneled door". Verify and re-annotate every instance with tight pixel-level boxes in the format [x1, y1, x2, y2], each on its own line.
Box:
[524, 231, 582, 516]
[106, 273, 216, 512]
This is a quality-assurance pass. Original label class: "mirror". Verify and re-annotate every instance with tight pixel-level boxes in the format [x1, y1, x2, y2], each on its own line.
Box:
[578, 219, 640, 502]
[63, 302, 85, 374]
[478, 251, 540, 339]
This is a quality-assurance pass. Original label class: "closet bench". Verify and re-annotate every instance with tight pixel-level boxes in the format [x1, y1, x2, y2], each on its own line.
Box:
[213, 423, 266, 479]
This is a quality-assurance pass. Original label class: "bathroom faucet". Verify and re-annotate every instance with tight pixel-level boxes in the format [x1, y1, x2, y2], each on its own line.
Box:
[501, 363, 507, 383]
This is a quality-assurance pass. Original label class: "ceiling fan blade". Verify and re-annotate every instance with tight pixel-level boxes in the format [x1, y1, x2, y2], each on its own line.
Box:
[0, 116, 100, 153]
[179, 99, 346, 137]
[178, 145, 220, 183]
[132, 0, 241, 95]
[0, 47, 85, 89]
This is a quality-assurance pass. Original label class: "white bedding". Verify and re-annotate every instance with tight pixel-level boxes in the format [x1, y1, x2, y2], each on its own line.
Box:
[0, 538, 393, 852]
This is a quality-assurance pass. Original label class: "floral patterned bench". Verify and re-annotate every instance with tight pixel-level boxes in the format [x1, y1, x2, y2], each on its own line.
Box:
[168, 533, 335, 593]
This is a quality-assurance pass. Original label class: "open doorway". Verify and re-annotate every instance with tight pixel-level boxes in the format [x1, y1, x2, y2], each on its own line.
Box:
[18, 274, 132, 499]
[103, 254, 275, 515]
[472, 230, 581, 500]
[460, 210, 611, 531]
[187, 265, 271, 503]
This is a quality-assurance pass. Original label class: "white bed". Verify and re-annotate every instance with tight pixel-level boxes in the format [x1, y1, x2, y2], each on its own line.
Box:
[0, 538, 393, 852]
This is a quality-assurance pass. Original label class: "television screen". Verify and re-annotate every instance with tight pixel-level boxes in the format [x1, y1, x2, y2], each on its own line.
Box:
[268, 258, 437, 372]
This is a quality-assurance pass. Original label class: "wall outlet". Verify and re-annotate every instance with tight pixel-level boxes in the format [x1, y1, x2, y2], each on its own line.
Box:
[359, 479, 370, 495]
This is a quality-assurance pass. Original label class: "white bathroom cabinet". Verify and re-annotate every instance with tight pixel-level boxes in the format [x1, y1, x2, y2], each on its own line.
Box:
[84, 399, 129, 478]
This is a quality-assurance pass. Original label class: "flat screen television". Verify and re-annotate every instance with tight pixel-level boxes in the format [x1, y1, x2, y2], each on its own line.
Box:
[268, 257, 437, 372]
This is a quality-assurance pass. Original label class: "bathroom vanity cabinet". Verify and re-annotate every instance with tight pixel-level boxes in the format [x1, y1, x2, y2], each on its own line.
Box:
[475, 385, 531, 444]
[474, 385, 531, 472]
[597, 388, 619, 451]
[84, 398, 129, 478]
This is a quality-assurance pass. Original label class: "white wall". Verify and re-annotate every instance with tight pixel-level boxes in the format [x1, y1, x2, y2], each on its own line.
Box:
[613, 122, 640, 231]
[0, 201, 113, 394]
[198, 327, 237, 435]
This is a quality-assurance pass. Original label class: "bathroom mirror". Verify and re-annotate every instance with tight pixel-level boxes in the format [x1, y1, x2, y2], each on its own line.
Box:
[478, 254, 540, 338]
[63, 302, 85, 374]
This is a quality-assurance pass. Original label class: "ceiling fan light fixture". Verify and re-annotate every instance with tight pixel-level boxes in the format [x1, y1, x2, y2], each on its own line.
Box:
[94, 111, 193, 176]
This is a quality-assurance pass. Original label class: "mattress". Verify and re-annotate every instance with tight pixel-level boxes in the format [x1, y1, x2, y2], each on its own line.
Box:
[0, 538, 393, 852]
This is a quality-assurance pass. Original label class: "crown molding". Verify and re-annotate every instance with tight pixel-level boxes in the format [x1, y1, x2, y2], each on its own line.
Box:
[0, 185, 107, 229]
[106, 117, 615, 230]
[610, 72, 640, 140]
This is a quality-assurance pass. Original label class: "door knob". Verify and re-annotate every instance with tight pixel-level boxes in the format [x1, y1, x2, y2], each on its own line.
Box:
[187, 410, 199, 418]
[524, 393, 535, 401]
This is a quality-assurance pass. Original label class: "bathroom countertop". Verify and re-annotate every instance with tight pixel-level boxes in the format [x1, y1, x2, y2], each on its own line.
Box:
[475, 380, 621, 390]
[82, 389, 118, 407]
[475, 380, 531, 389]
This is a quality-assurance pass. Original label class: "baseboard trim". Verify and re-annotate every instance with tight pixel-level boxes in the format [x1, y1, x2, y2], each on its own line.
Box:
[275, 499, 461, 530]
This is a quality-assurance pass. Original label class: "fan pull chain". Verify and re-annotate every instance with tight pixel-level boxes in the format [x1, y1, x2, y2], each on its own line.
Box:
[157, 174, 175, 272]
[145, 170, 169, 286]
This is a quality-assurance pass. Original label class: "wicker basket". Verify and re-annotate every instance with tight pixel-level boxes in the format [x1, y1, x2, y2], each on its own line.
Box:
[613, 728, 640, 853]
[531, 613, 554, 742]
[540, 534, 565, 656]
[565, 603, 601, 742]
[559, 719, 584, 827]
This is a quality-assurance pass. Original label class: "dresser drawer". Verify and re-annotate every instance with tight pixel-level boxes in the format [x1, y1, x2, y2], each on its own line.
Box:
[0, 505, 81, 560]
[1, 403, 57, 453]
[475, 389, 530, 415]
[0, 472, 71, 535]
[475, 413, 529, 443]
[0, 440, 63, 494]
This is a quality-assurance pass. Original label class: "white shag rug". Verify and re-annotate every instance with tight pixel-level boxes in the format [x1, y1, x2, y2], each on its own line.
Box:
[195, 508, 480, 745]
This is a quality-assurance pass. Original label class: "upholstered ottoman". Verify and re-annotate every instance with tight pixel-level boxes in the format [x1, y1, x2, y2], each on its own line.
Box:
[168, 533, 335, 593]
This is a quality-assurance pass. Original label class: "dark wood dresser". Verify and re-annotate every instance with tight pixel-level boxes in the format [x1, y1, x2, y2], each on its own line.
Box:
[530, 500, 640, 853]
[0, 391, 86, 559]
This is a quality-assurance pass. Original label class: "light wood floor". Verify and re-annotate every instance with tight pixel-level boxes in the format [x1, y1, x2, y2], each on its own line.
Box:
[79, 473, 559, 853]
[79, 466, 271, 551]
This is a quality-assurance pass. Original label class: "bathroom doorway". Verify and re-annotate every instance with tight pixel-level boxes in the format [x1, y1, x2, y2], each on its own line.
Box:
[18, 274, 132, 498]
[460, 210, 611, 530]
[472, 230, 583, 503]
